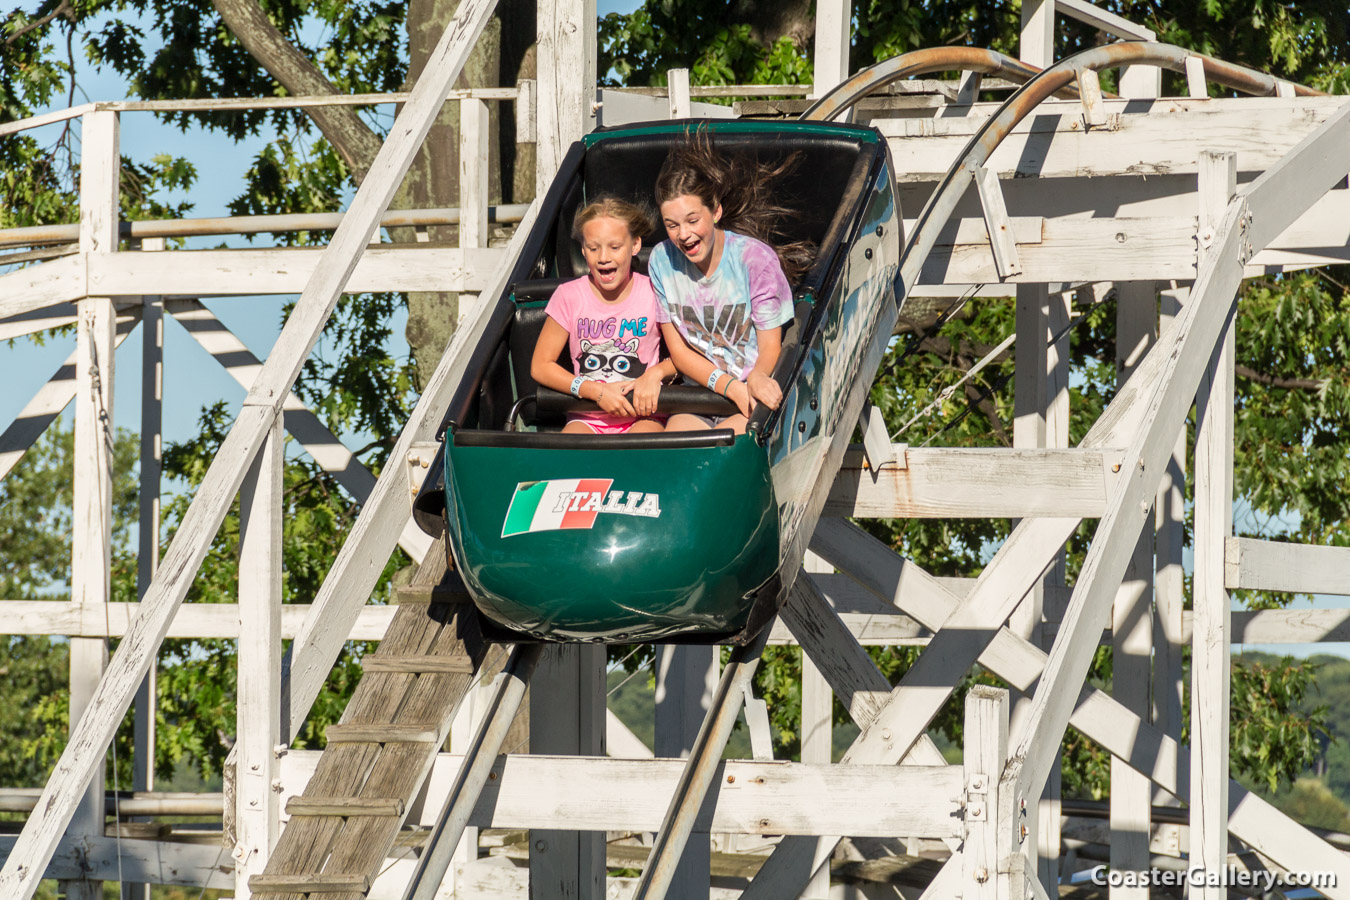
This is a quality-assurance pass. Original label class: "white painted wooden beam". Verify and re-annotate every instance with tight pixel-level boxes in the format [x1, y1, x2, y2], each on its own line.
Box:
[457, 96, 489, 325]
[66, 106, 120, 900]
[1055, 0, 1155, 40]
[1020, 0, 1054, 68]
[811, 0, 851, 97]
[878, 96, 1350, 182]
[0, 836, 234, 890]
[281, 754, 965, 838]
[1076, 69, 1107, 129]
[974, 166, 1023, 278]
[962, 686, 1008, 900]
[515, 78, 536, 143]
[234, 412, 283, 899]
[88, 245, 506, 296]
[826, 446, 1116, 518]
[1226, 537, 1350, 595]
[536, 0, 596, 197]
[666, 68, 691, 119]
[1110, 280, 1156, 899]
[1191, 149, 1237, 900]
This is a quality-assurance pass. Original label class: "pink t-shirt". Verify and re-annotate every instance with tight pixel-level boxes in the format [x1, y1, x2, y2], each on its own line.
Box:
[544, 273, 663, 427]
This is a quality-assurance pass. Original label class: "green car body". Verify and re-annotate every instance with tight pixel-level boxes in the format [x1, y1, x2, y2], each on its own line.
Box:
[444, 432, 778, 642]
[425, 118, 903, 644]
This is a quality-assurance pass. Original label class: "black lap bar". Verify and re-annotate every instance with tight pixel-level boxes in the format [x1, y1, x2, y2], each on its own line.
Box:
[536, 384, 740, 419]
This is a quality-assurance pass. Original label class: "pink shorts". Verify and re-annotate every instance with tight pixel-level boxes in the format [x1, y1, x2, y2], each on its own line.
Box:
[567, 415, 664, 434]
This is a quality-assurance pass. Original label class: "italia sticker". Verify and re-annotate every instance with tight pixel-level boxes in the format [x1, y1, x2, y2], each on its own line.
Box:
[501, 479, 662, 537]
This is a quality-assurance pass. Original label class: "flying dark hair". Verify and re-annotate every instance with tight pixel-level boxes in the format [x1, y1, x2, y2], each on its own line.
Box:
[653, 129, 815, 285]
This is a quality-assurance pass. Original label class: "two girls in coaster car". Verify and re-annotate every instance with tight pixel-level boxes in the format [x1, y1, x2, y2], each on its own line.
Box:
[530, 132, 812, 436]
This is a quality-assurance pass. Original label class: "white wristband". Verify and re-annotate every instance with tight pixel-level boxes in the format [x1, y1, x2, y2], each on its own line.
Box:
[706, 369, 727, 392]
[570, 375, 585, 397]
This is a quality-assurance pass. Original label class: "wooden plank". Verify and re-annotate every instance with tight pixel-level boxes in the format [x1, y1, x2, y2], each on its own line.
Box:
[1110, 280, 1156, 898]
[249, 874, 371, 893]
[0, 313, 136, 483]
[811, 0, 851, 95]
[1056, 0, 1155, 40]
[235, 413, 284, 899]
[461, 757, 963, 838]
[666, 68, 691, 119]
[1191, 149, 1237, 900]
[66, 108, 120, 900]
[1226, 537, 1350, 595]
[826, 446, 1113, 518]
[974, 165, 1022, 277]
[324, 724, 438, 744]
[285, 797, 405, 817]
[797, 556, 832, 900]
[515, 78, 536, 143]
[88, 245, 506, 296]
[877, 96, 1350, 181]
[362, 654, 474, 674]
[0, 835, 234, 889]
[0, 302, 78, 341]
[0, 600, 397, 639]
[1076, 69, 1107, 129]
[919, 216, 1198, 284]
[962, 686, 1007, 900]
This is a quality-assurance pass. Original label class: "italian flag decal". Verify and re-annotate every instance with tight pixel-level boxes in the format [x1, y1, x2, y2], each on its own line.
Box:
[501, 478, 662, 537]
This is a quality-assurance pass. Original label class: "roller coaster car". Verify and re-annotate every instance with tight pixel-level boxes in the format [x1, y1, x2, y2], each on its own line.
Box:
[413, 119, 902, 645]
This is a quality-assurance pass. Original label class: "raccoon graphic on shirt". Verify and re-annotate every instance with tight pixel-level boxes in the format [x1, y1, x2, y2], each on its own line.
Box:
[577, 336, 647, 384]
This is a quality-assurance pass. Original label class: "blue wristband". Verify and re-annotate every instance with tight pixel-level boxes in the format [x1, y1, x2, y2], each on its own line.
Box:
[706, 369, 727, 392]
[570, 375, 585, 398]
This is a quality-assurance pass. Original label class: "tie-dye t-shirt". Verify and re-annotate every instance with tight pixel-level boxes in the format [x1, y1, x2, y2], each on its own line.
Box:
[649, 230, 794, 379]
[544, 273, 662, 428]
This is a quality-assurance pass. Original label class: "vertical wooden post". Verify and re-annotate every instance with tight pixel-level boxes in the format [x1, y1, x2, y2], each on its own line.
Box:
[654, 639, 717, 900]
[812, 0, 851, 97]
[1152, 285, 1188, 860]
[963, 685, 1009, 900]
[234, 412, 284, 899]
[1019, 0, 1055, 69]
[458, 97, 489, 325]
[125, 237, 165, 900]
[1011, 281, 1065, 888]
[1190, 150, 1236, 900]
[67, 108, 120, 900]
[800, 552, 834, 899]
[529, 645, 607, 899]
[667, 68, 691, 119]
[1110, 281, 1157, 896]
[535, 0, 596, 197]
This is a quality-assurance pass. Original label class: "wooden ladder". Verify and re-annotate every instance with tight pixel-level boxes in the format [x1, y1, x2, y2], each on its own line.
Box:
[248, 536, 489, 899]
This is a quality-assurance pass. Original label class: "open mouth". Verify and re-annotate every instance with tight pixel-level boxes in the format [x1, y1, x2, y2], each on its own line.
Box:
[681, 238, 702, 258]
[595, 265, 619, 283]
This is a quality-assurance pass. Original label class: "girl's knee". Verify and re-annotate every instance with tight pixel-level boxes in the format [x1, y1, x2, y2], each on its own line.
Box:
[665, 413, 711, 432]
[628, 419, 665, 433]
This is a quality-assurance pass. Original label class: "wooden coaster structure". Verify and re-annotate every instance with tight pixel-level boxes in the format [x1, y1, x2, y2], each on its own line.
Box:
[1, 0, 1350, 898]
